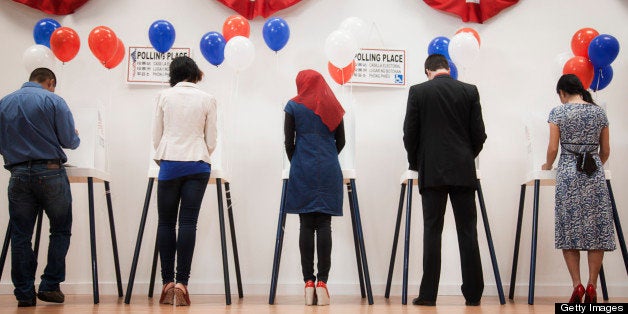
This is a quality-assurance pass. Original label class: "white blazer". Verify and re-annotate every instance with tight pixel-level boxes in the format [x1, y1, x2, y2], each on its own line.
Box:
[152, 82, 217, 164]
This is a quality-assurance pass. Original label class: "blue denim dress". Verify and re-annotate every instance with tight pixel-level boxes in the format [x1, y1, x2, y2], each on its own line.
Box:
[284, 101, 343, 216]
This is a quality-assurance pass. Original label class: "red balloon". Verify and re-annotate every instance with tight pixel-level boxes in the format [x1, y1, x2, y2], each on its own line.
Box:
[563, 56, 594, 89]
[49, 27, 80, 62]
[455, 27, 481, 46]
[104, 39, 125, 69]
[222, 15, 250, 41]
[571, 28, 599, 58]
[88, 26, 118, 65]
[328, 60, 356, 85]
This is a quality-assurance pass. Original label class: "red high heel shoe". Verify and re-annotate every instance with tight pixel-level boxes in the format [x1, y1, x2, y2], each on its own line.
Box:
[584, 284, 597, 303]
[568, 284, 585, 303]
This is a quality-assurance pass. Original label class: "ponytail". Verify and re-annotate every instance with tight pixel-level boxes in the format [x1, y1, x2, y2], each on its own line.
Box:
[557, 74, 597, 105]
[581, 89, 596, 105]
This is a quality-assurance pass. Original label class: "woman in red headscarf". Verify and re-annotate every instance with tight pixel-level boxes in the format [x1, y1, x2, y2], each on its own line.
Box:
[284, 69, 345, 306]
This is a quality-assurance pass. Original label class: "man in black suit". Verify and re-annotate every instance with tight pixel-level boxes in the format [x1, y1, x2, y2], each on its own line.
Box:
[403, 54, 487, 306]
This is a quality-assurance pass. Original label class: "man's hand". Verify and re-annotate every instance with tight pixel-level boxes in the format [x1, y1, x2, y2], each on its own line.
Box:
[541, 163, 552, 170]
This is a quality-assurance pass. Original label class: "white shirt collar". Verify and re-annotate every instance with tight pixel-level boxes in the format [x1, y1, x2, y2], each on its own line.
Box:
[174, 82, 198, 88]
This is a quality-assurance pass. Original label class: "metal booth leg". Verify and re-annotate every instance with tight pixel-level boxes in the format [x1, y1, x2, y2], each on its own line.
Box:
[349, 179, 374, 305]
[104, 181, 123, 297]
[402, 179, 414, 305]
[225, 182, 243, 298]
[606, 180, 628, 274]
[124, 178, 155, 304]
[509, 184, 526, 300]
[269, 179, 288, 304]
[216, 178, 232, 305]
[87, 177, 100, 304]
[347, 182, 366, 299]
[385, 183, 407, 298]
[528, 180, 540, 305]
[599, 265, 609, 301]
[148, 237, 158, 298]
[476, 180, 506, 305]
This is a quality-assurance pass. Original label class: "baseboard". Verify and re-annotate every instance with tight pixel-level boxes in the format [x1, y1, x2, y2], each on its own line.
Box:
[1, 282, 627, 298]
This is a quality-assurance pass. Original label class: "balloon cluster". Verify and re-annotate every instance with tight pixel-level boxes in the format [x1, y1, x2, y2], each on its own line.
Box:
[325, 17, 369, 85]
[427, 28, 481, 80]
[89, 26, 125, 69]
[25, 19, 126, 71]
[197, 15, 290, 71]
[562, 28, 620, 91]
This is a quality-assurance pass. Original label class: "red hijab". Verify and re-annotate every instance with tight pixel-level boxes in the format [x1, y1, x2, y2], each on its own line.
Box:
[291, 69, 345, 131]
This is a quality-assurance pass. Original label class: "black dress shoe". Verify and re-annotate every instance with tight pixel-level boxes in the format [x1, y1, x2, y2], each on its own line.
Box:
[465, 300, 481, 306]
[412, 297, 436, 306]
[17, 297, 36, 307]
[37, 290, 65, 303]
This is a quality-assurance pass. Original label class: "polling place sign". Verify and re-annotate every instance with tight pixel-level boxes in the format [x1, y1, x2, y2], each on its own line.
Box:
[127, 47, 191, 84]
[350, 48, 406, 87]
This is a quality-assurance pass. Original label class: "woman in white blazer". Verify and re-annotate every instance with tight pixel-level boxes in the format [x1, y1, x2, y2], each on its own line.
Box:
[152, 56, 217, 306]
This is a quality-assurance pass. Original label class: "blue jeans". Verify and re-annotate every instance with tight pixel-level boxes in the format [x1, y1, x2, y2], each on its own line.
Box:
[157, 172, 210, 285]
[8, 164, 72, 300]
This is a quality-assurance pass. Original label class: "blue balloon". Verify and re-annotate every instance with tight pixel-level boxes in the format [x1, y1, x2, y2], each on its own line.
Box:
[33, 18, 61, 48]
[588, 34, 620, 67]
[200, 32, 226, 66]
[263, 17, 290, 52]
[427, 36, 450, 60]
[590, 65, 613, 91]
[149, 20, 176, 53]
[448, 60, 458, 80]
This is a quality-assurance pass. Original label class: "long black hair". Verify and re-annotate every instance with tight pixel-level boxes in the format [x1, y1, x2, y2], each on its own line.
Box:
[556, 74, 596, 105]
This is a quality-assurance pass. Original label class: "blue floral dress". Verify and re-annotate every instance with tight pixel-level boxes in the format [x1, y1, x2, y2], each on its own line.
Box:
[548, 103, 615, 251]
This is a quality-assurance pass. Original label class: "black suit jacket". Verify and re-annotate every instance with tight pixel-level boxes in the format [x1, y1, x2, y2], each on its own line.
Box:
[403, 74, 487, 191]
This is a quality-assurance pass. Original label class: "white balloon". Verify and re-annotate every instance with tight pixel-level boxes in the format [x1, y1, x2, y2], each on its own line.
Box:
[339, 17, 369, 47]
[448, 32, 480, 69]
[224, 36, 255, 71]
[324, 30, 358, 68]
[22, 44, 56, 72]
[554, 51, 574, 78]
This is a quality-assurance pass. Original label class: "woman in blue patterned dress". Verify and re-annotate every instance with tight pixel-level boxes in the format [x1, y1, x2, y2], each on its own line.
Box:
[542, 74, 615, 303]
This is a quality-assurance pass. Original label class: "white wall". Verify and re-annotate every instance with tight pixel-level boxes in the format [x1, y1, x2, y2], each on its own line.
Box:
[0, 0, 626, 299]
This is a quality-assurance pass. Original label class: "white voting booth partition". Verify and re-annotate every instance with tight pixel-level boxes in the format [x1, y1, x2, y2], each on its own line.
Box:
[0, 106, 124, 305]
[509, 111, 627, 305]
[124, 114, 243, 306]
[270, 90, 374, 305]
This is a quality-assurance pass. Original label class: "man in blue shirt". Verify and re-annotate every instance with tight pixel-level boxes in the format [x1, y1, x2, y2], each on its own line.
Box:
[0, 68, 80, 307]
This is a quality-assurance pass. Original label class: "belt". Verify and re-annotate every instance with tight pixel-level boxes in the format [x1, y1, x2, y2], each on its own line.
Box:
[9, 159, 62, 168]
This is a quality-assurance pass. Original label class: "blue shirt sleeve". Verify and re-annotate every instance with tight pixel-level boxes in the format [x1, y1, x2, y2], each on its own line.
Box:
[53, 96, 80, 149]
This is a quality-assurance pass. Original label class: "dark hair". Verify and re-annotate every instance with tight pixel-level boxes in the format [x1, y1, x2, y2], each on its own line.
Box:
[29, 68, 56, 87]
[169, 56, 203, 87]
[424, 54, 450, 72]
[556, 74, 596, 105]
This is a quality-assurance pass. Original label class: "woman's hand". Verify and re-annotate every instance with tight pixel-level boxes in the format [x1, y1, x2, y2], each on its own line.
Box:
[541, 163, 552, 170]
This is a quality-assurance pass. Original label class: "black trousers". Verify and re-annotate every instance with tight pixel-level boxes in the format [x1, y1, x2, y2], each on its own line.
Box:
[299, 213, 332, 283]
[419, 186, 484, 303]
